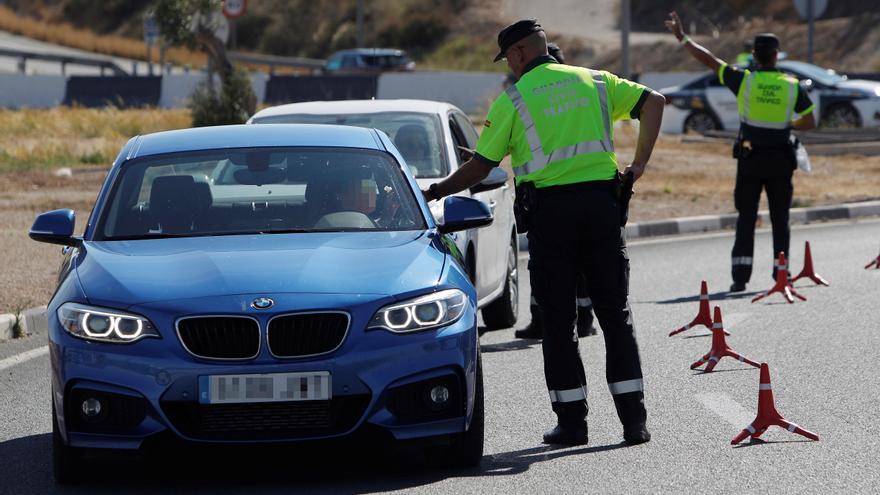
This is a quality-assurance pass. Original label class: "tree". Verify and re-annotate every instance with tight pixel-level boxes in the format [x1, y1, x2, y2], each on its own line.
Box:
[152, 0, 256, 125]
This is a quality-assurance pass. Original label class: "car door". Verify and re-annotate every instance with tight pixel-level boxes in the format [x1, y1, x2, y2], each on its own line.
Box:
[448, 111, 508, 299]
[703, 74, 740, 130]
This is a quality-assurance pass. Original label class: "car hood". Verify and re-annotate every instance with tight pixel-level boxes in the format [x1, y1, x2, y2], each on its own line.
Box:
[76, 231, 444, 307]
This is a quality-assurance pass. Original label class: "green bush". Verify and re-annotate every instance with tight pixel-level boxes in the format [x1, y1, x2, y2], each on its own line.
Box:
[190, 67, 254, 127]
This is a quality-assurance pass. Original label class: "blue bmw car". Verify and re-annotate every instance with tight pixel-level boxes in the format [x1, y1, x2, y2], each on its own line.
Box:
[30, 124, 499, 482]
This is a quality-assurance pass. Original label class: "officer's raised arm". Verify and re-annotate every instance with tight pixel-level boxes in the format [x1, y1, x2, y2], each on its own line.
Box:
[664, 11, 725, 72]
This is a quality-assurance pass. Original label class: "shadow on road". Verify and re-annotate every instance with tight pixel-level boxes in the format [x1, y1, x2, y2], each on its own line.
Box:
[650, 290, 761, 305]
[480, 339, 538, 354]
[690, 367, 758, 376]
[0, 431, 636, 493]
[732, 437, 817, 449]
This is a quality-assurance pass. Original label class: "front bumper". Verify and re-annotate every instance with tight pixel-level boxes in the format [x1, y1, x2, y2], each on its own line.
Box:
[50, 295, 478, 450]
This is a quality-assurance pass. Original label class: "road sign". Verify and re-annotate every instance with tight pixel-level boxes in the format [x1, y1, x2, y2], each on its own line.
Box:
[793, 0, 828, 20]
[143, 14, 159, 46]
[223, 0, 247, 19]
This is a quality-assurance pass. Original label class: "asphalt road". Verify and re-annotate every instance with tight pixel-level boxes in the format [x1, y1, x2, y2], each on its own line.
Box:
[1, 219, 879, 493]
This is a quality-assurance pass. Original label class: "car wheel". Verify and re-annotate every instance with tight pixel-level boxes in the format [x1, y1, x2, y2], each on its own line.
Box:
[683, 111, 719, 134]
[52, 400, 84, 484]
[821, 103, 861, 128]
[448, 351, 484, 467]
[481, 234, 519, 330]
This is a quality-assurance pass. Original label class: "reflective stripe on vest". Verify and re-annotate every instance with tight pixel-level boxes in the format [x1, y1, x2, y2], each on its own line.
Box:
[505, 69, 614, 177]
[740, 72, 796, 130]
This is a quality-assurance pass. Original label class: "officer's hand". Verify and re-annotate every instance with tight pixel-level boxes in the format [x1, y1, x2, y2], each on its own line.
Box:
[421, 189, 434, 202]
[664, 11, 684, 41]
[624, 163, 647, 182]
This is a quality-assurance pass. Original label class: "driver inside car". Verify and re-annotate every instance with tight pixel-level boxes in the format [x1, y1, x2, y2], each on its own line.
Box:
[312, 166, 401, 229]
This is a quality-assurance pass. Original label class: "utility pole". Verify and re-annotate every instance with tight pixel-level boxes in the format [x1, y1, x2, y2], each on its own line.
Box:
[356, 0, 365, 48]
[807, 0, 814, 64]
[621, 0, 630, 79]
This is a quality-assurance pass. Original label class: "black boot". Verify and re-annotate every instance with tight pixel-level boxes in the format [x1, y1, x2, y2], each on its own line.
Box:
[515, 304, 543, 339]
[576, 306, 597, 337]
[542, 421, 588, 446]
[729, 282, 746, 293]
[623, 423, 651, 445]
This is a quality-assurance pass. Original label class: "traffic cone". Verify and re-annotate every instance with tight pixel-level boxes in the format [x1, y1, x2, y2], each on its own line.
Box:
[866, 244, 880, 269]
[731, 363, 820, 444]
[669, 281, 729, 337]
[690, 306, 760, 372]
[792, 241, 829, 286]
[751, 252, 806, 304]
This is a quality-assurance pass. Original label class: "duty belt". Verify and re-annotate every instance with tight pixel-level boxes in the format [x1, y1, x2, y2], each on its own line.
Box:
[534, 178, 617, 198]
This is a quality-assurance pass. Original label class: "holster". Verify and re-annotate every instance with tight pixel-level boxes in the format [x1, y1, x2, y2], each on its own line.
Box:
[617, 171, 635, 227]
[514, 181, 538, 234]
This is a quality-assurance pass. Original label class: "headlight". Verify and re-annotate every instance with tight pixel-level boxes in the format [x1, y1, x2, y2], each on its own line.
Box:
[58, 302, 160, 343]
[368, 289, 467, 333]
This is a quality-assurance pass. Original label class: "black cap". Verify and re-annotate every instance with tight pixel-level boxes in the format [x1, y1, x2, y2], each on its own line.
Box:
[753, 33, 780, 50]
[547, 42, 565, 64]
[494, 18, 544, 62]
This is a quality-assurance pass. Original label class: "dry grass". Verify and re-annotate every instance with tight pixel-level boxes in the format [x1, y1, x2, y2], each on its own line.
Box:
[1, 112, 879, 314]
[0, 107, 191, 172]
[0, 5, 206, 69]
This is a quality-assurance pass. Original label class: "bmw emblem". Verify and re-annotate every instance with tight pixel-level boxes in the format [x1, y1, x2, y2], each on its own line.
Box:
[251, 297, 274, 310]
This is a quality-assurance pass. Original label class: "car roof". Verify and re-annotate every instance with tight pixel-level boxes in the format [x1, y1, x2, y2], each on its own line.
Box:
[251, 99, 456, 121]
[127, 124, 383, 159]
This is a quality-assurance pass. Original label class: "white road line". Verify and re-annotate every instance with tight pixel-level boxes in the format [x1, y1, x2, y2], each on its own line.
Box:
[695, 392, 754, 428]
[0, 346, 49, 373]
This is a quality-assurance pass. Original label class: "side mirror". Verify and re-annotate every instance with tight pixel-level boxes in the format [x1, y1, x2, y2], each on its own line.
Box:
[469, 167, 509, 194]
[438, 196, 493, 234]
[30, 209, 80, 246]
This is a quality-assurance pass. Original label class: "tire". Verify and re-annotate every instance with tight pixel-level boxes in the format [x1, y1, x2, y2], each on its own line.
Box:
[683, 111, 720, 134]
[52, 400, 84, 484]
[481, 234, 519, 330]
[449, 351, 484, 468]
[821, 103, 861, 128]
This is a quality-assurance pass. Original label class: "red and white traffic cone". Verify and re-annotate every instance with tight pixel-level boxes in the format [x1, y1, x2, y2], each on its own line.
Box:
[751, 252, 806, 304]
[866, 244, 880, 270]
[792, 241, 829, 286]
[731, 363, 820, 444]
[690, 306, 760, 372]
[669, 281, 729, 337]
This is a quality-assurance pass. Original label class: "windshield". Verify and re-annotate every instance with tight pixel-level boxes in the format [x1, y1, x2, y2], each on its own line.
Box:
[779, 61, 846, 86]
[253, 112, 447, 178]
[97, 147, 426, 240]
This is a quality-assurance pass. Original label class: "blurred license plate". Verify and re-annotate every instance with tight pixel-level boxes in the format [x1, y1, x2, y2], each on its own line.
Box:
[199, 371, 331, 404]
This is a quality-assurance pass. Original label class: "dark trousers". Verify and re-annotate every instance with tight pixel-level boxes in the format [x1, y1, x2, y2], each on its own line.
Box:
[527, 183, 646, 427]
[731, 151, 795, 284]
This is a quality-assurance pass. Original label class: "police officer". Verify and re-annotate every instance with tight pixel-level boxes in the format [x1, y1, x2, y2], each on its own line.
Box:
[665, 12, 816, 292]
[736, 41, 753, 66]
[515, 41, 597, 341]
[423, 19, 665, 445]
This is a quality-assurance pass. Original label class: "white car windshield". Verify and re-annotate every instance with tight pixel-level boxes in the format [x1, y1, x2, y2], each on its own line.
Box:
[779, 61, 846, 86]
[253, 112, 448, 179]
[97, 147, 426, 240]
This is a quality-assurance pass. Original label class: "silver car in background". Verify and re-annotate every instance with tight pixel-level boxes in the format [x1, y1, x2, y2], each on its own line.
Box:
[249, 100, 519, 330]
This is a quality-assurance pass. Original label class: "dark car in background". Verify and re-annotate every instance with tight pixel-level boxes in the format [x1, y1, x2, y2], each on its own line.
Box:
[324, 48, 416, 75]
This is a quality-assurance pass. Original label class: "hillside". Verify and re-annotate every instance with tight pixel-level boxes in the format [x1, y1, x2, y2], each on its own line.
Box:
[1, 0, 880, 73]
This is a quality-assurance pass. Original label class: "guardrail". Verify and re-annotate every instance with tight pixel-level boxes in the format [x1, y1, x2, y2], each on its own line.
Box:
[0, 47, 128, 76]
[228, 51, 324, 75]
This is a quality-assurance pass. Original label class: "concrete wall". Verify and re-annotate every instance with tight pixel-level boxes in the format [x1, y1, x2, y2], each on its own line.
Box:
[377, 71, 506, 115]
[159, 73, 267, 108]
[0, 74, 66, 108]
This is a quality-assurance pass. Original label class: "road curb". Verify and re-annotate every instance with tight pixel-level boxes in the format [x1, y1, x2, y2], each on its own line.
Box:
[19, 306, 48, 336]
[0, 313, 16, 340]
[518, 200, 880, 251]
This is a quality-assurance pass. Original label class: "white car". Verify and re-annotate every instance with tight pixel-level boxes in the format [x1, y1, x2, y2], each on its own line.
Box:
[660, 60, 880, 134]
[249, 99, 519, 330]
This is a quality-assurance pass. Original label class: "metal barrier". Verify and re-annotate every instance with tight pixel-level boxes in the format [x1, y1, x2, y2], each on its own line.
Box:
[64, 76, 162, 108]
[0, 47, 128, 76]
[228, 51, 324, 75]
[264, 75, 378, 104]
